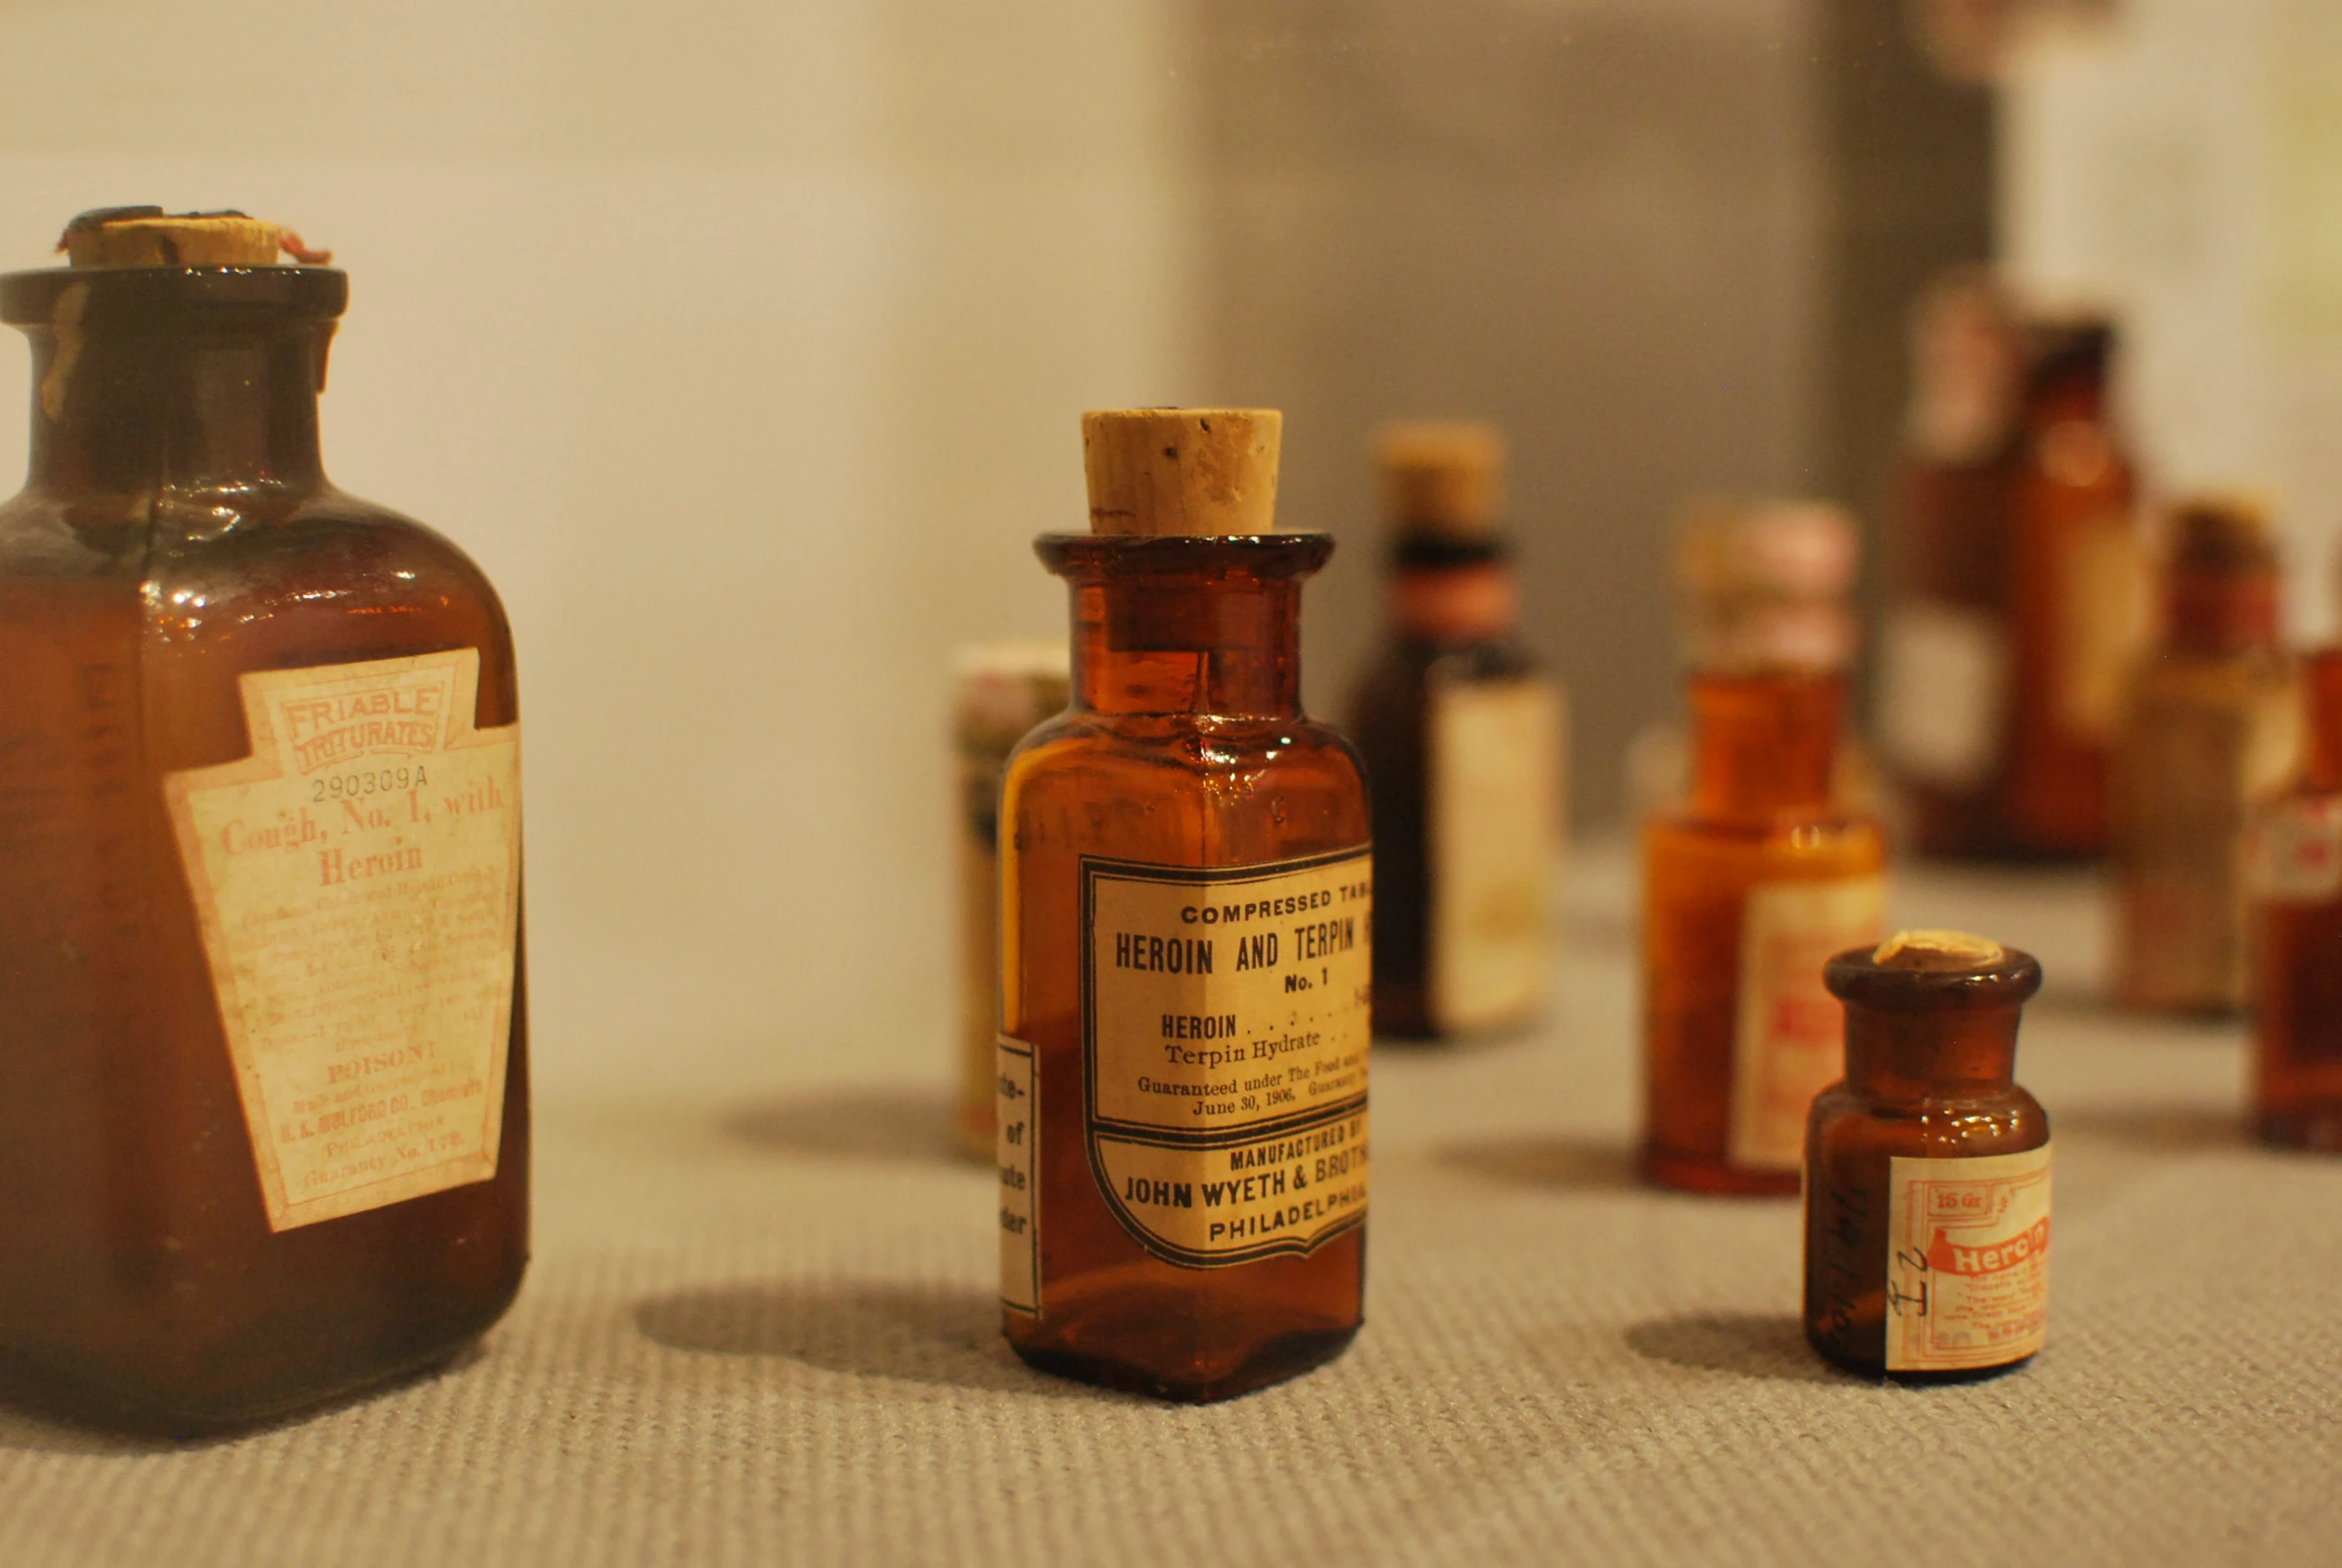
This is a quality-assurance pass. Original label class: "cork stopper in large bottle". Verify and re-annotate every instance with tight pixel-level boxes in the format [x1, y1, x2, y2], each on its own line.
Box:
[1376, 420, 1505, 536]
[1082, 408, 1282, 537]
[57, 207, 331, 269]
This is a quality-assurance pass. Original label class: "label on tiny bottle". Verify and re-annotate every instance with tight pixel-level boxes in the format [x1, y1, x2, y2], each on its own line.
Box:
[1731, 876, 1886, 1171]
[997, 1035, 1040, 1312]
[1080, 848, 1371, 1267]
[1428, 676, 1564, 1034]
[164, 650, 521, 1232]
[1878, 601, 2007, 789]
[2247, 795, 2342, 904]
[1885, 1145, 2051, 1372]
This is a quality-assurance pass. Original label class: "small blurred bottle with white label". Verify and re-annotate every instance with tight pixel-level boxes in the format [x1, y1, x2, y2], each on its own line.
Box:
[2248, 646, 2342, 1151]
[1345, 423, 1564, 1040]
[2109, 499, 2300, 1014]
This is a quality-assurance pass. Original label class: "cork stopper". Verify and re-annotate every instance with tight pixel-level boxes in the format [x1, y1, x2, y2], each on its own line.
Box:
[57, 207, 330, 269]
[1874, 930, 2007, 972]
[1376, 421, 1505, 535]
[1082, 408, 1281, 537]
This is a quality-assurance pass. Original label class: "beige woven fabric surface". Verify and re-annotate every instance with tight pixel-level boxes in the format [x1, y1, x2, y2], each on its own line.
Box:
[2, 847, 2338, 1567]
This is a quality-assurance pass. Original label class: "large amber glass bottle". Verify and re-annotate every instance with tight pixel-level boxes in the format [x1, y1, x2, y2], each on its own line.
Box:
[1806, 932, 2050, 1379]
[1345, 422, 1562, 1041]
[2109, 499, 2300, 1013]
[1642, 669, 1886, 1194]
[2249, 649, 2342, 1151]
[0, 212, 527, 1432]
[998, 409, 1369, 1401]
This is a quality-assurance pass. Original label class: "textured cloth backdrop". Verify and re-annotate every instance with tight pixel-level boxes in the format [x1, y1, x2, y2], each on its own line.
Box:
[2, 847, 2337, 1566]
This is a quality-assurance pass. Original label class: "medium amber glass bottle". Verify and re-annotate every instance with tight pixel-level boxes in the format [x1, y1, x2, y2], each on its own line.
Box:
[1642, 668, 1887, 1194]
[0, 211, 526, 1433]
[2248, 649, 2342, 1151]
[2110, 499, 2300, 1013]
[1345, 422, 1562, 1040]
[1806, 932, 2050, 1379]
[998, 409, 1369, 1401]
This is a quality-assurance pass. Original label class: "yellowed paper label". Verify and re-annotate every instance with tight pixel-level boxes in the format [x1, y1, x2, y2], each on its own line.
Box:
[996, 1035, 1039, 1312]
[1731, 876, 1886, 1171]
[2055, 516, 2150, 743]
[1886, 1145, 2051, 1372]
[1428, 676, 1564, 1034]
[1082, 848, 1370, 1266]
[164, 650, 521, 1232]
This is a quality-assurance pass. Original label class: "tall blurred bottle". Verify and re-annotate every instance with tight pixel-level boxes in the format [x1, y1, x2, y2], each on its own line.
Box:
[1880, 276, 2146, 858]
[2248, 648, 2342, 1151]
[1346, 423, 1563, 1040]
[952, 641, 1069, 1159]
[0, 211, 527, 1431]
[2109, 499, 2300, 1014]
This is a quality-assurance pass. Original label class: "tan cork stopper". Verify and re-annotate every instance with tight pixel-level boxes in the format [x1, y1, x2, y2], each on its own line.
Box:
[58, 208, 329, 269]
[1377, 420, 1505, 535]
[1082, 408, 1281, 537]
[1873, 930, 2007, 972]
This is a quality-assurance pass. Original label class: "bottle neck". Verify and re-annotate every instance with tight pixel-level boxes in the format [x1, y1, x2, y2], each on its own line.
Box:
[2303, 649, 2342, 792]
[1843, 1004, 2020, 1105]
[1686, 669, 1842, 820]
[1044, 535, 1326, 720]
[24, 320, 330, 495]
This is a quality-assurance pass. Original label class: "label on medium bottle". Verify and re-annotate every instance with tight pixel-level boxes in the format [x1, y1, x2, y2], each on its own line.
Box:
[1428, 676, 1564, 1035]
[1885, 1145, 2051, 1372]
[1731, 875, 1886, 1172]
[164, 650, 521, 1232]
[1878, 601, 2007, 789]
[2053, 511, 2151, 744]
[1080, 848, 1371, 1267]
[2247, 795, 2342, 904]
[997, 1035, 1040, 1312]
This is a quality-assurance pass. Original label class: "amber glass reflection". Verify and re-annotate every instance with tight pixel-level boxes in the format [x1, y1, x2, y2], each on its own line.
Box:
[1346, 534, 1540, 1039]
[2253, 650, 2342, 1151]
[1001, 534, 1366, 1401]
[1805, 948, 2048, 1377]
[1642, 671, 1886, 1195]
[0, 266, 526, 1433]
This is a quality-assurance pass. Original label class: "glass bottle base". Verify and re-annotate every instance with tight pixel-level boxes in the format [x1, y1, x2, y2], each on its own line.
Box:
[1643, 1147, 1799, 1197]
[1807, 1330, 2037, 1383]
[2257, 1108, 2342, 1153]
[1011, 1321, 1358, 1404]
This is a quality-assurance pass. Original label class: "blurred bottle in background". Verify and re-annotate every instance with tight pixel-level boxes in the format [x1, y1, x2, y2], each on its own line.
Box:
[1347, 423, 1563, 1041]
[1627, 496, 1872, 821]
[1879, 278, 2146, 859]
[2109, 498, 2300, 1014]
[2247, 646, 2342, 1152]
[951, 641, 1069, 1159]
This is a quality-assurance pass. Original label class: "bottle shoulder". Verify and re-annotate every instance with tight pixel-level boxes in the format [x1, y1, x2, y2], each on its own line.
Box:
[1644, 808, 1886, 866]
[1812, 1087, 2049, 1156]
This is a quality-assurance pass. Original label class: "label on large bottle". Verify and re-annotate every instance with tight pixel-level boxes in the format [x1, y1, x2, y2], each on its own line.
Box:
[1885, 1145, 2051, 1372]
[996, 1034, 1040, 1312]
[1081, 848, 1370, 1267]
[2248, 794, 2342, 905]
[164, 650, 521, 1232]
[2054, 515, 2151, 744]
[1731, 876, 1886, 1171]
[1878, 601, 2007, 789]
[1428, 676, 1564, 1034]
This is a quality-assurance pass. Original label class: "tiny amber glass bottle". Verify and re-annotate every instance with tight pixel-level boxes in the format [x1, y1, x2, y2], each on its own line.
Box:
[1642, 668, 1886, 1194]
[1806, 932, 2050, 1379]
[2109, 498, 2300, 1014]
[1345, 422, 1562, 1040]
[2248, 648, 2342, 1151]
[998, 409, 1370, 1401]
[0, 212, 527, 1432]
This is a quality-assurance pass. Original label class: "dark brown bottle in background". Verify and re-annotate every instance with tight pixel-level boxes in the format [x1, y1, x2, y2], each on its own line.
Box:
[2109, 499, 2300, 1014]
[998, 409, 1369, 1401]
[2248, 648, 2342, 1151]
[0, 211, 527, 1432]
[1806, 931, 2050, 1378]
[1345, 423, 1562, 1040]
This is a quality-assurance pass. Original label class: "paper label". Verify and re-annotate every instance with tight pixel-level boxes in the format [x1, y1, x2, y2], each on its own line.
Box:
[1879, 601, 2007, 789]
[1428, 676, 1564, 1033]
[1731, 876, 1886, 1171]
[1886, 1145, 2051, 1372]
[164, 650, 521, 1232]
[2248, 794, 2342, 904]
[1081, 848, 1371, 1267]
[2055, 515, 2151, 743]
[996, 1035, 1040, 1313]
